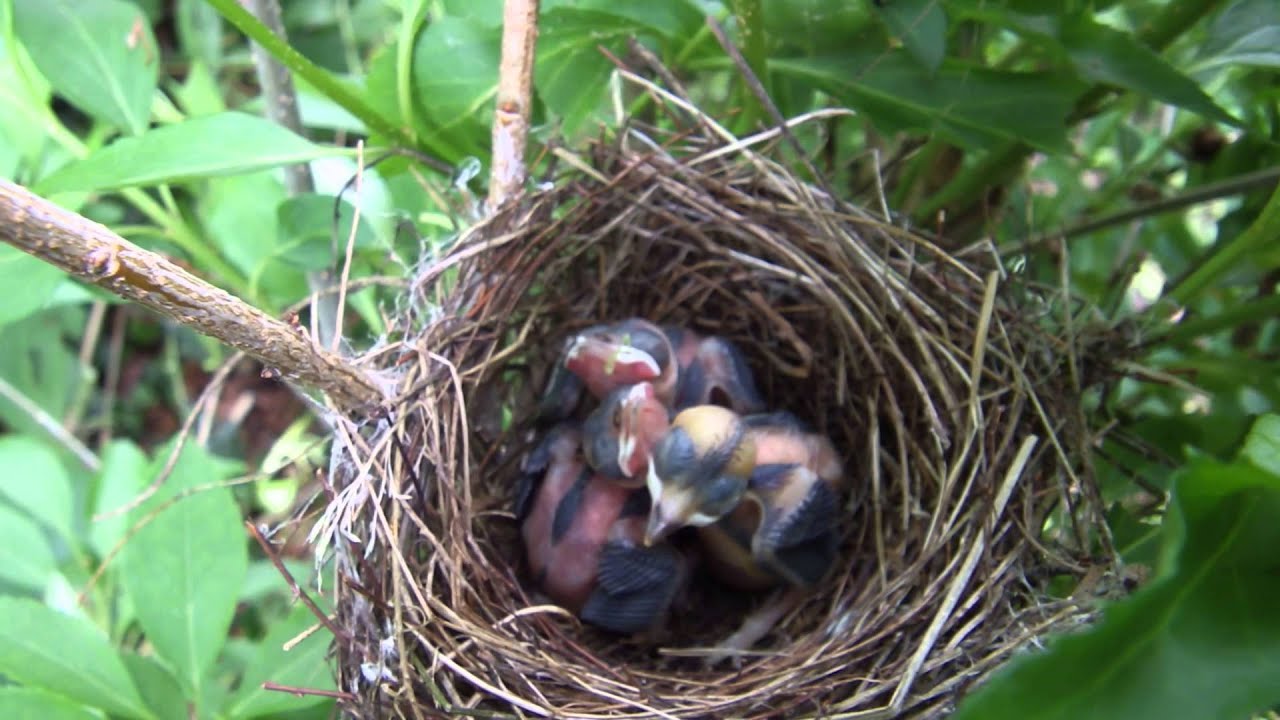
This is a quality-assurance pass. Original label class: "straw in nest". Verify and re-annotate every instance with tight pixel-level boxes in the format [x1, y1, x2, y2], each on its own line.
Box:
[312, 77, 1110, 719]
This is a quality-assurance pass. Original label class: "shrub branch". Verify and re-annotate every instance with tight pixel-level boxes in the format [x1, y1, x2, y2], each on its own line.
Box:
[487, 0, 540, 211]
[0, 179, 386, 414]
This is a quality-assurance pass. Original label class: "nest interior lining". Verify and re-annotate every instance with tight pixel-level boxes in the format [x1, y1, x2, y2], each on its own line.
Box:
[322, 102, 1103, 719]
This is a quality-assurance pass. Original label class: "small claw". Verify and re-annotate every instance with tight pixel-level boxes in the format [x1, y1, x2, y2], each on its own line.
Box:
[701, 588, 805, 669]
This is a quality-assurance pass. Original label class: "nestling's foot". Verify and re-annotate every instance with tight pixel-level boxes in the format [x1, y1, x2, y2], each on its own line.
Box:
[702, 588, 806, 669]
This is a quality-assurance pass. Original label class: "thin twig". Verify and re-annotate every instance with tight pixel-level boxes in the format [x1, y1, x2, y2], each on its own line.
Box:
[0, 179, 387, 413]
[332, 141, 364, 353]
[0, 376, 100, 472]
[261, 682, 357, 702]
[1012, 164, 1280, 255]
[246, 521, 350, 642]
[94, 352, 244, 520]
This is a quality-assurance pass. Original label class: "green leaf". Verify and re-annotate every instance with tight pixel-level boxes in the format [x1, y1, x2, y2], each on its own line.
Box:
[0, 245, 68, 327]
[1194, 0, 1280, 72]
[121, 653, 189, 720]
[0, 688, 100, 720]
[953, 458, 1280, 720]
[12, 0, 158, 135]
[119, 441, 248, 702]
[0, 310, 85, 441]
[1059, 17, 1237, 125]
[37, 112, 347, 194]
[535, 9, 648, 132]
[773, 51, 1084, 152]
[873, 0, 947, 73]
[88, 440, 151, 559]
[412, 17, 500, 133]
[443, 0, 504, 27]
[1242, 413, 1280, 480]
[275, 193, 381, 271]
[201, 171, 287, 277]
[175, 0, 225, 71]
[0, 597, 154, 719]
[0, 435, 74, 542]
[0, 502, 56, 592]
[543, 0, 702, 39]
[223, 604, 338, 718]
[763, 0, 875, 55]
[241, 558, 315, 604]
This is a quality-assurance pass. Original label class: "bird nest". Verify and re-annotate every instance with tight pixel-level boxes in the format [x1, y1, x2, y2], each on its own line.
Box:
[316, 93, 1110, 719]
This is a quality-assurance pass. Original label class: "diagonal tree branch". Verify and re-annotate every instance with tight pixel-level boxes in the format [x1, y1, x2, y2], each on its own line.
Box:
[0, 179, 387, 415]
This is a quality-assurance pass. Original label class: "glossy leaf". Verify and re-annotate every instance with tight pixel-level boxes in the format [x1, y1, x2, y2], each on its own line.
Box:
[412, 17, 500, 133]
[121, 653, 188, 720]
[535, 8, 672, 133]
[763, 0, 874, 54]
[873, 0, 947, 72]
[12, 0, 158, 135]
[275, 193, 380, 271]
[0, 688, 100, 720]
[222, 604, 338, 718]
[0, 597, 154, 719]
[119, 441, 248, 701]
[1060, 16, 1236, 124]
[37, 112, 346, 194]
[773, 51, 1084, 152]
[0, 502, 56, 591]
[0, 245, 67, 327]
[543, 0, 702, 39]
[1194, 0, 1280, 72]
[201, 171, 287, 278]
[0, 312, 85, 444]
[88, 440, 151, 559]
[0, 435, 74, 542]
[174, 0, 224, 71]
[0, 28, 55, 180]
[1242, 413, 1280, 477]
[953, 457, 1280, 720]
[443, 0, 504, 27]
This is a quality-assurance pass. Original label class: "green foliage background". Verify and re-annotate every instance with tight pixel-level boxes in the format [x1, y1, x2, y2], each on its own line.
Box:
[0, 0, 1278, 717]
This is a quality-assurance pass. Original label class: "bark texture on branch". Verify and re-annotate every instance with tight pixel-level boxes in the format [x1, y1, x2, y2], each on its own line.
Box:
[0, 179, 386, 415]
[487, 0, 539, 212]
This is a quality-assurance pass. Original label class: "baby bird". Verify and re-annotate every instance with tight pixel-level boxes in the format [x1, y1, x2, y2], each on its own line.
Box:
[641, 406, 845, 664]
[581, 382, 672, 486]
[537, 318, 765, 422]
[515, 424, 689, 634]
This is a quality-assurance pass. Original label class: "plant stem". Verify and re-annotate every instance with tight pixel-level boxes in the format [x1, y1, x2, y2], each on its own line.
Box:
[204, 0, 416, 150]
[0, 179, 387, 414]
[1013, 165, 1280, 253]
[1163, 175, 1280, 306]
[488, 0, 540, 211]
[1152, 293, 1280, 346]
[397, 0, 430, 140]
[728, 0, 766, 131]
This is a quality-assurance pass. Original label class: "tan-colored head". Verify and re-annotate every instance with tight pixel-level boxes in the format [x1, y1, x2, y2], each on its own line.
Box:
[643, 405, 756, 546]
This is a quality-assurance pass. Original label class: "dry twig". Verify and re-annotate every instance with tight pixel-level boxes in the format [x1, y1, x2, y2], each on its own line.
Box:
[0, 179, 388, 414]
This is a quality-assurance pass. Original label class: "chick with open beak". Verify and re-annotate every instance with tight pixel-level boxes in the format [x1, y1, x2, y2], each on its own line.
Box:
[582, 382, 672, 485]
[641, 405, 846, 665]
[565, 318, 679, 405]
[537, 318, 767, 424]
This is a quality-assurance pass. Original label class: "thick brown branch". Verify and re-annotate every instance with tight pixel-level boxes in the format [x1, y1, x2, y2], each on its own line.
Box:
[487, 0, 539, 212]
[0, 179, 386, 414]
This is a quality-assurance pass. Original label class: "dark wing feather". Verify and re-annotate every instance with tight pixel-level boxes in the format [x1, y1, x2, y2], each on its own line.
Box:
[579, 541, 685, 634]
